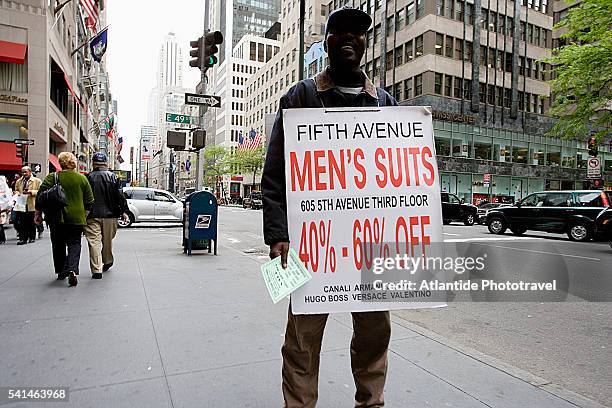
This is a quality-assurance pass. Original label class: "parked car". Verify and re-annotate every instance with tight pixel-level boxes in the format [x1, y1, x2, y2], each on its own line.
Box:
[486, 190, 611, 241]
[243, 191, 263, 209]
[594, 207, 612, 247]
[441, 192, 478, 225]
[476, 203, 511, 224]
[119, 187, 183, 227]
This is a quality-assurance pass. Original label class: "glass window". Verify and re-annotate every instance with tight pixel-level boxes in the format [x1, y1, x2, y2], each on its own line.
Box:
[132, 190, 153, 200]
[435, 136, 451, 156]
[512, 141, 528, 163]
[574, 192, 604, 207]
[414, 74, 423, 95]
[522, 193, 547, 207]
[415, 36, 423, 57]
[444, 75, 452, 96]
[406, 2, 415, 24]
[405, 40, 413, 61]
[546, 145, 561, 166]
[436, 33, 444, 55]
[545, 193, 572, 207]
[452, 133, 471, 157]
[530, 144, 545, 165]
[434, 73, 443, 94]
[404, 77, 413, 99]
[453, 77, 462, 98]
[494, 140, 510, 162]
[445, 36, 454, 58]
[474, 135, 492, 160]
[561, 147, 576, 168]
[154, 191, 174, 202]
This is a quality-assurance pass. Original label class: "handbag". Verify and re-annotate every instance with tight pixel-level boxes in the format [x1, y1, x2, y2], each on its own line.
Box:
[36, 172, 67, 218]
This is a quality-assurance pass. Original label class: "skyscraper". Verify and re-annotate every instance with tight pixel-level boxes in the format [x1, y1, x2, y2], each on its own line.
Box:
[157, 32, 184, 89]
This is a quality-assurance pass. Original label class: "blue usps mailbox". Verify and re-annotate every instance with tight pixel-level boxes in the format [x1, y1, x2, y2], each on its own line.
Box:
[182, 191, 218, 255]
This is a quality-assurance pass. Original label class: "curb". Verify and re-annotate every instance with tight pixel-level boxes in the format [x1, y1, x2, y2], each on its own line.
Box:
[391, 313, 608, 408]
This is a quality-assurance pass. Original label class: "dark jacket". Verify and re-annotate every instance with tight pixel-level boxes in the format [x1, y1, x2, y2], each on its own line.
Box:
[87, 167, 128, 218]
[262, 68, 398, 245]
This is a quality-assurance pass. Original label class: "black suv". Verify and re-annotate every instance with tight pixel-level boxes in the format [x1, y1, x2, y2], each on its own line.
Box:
[486, 190, 611, 241]
[441, 192, 478, 226]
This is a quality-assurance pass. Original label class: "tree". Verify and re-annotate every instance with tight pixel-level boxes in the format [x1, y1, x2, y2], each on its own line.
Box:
[202, 145, 230, 194]
[230, 147, 266, 191]
[544, 0, 612, 141]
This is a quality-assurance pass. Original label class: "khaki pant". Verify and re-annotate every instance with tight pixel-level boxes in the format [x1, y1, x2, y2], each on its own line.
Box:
[282, 303, 391, 408]
[84, 218, 118, 274]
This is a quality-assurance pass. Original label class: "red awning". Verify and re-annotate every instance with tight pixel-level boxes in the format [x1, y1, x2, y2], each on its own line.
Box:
[63, 73, 84, 109]
[0, 142, 23, 170]
[0, 40, 27, 64]
[49, 153, 62, 171]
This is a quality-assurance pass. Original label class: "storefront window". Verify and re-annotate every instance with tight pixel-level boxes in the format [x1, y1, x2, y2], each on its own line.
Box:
[491, 175, 513, 203]
[561, 147, 576, 168]
[456, 173, 472, 203]
[546, 145, 561, 166]
[511, 141, 528, 163]
[604, 152, 612, 172]
[473, 135, 492, 160]
[511, 177, 529, 201]
[528, 178, 544, 193]
[493, 139, 510, 162]
[472, 173, 490, 204]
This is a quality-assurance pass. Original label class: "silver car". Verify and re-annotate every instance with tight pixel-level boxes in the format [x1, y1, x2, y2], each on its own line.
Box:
[119, 187, 183, 227]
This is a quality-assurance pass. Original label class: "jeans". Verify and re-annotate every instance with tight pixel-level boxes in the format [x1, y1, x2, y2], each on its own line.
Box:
[49, 224, 83, 275]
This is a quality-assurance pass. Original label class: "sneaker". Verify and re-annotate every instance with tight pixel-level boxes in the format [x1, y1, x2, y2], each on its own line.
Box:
[102, 263, 113, 272]
[28, 239, 35, 243]
[17, 240, 27, 245]
[92, 273, 102, 279]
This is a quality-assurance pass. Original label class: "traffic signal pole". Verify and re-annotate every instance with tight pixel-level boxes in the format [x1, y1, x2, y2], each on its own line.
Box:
[195, 0, 210, 192]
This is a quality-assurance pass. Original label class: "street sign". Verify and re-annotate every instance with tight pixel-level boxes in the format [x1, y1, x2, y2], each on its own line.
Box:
[184, 92, 221, 107]
[587, 157, 601, 179]
[166, 113, 196, 124]
[13, 138, 34, 145]
[483, 173, 491, 188]
[29, 163, 42, 173]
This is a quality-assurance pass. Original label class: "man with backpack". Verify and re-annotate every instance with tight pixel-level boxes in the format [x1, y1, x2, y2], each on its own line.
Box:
[84, 152, 128, 279]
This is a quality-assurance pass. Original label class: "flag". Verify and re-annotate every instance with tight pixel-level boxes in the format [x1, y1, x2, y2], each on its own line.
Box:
[89, 27, 107, 63]
[185, 159, 191, 172]
[104, 113, 114, 138]
[80, 0, 99, 29]
[238, 129, 262, 151]
[85, 16, 97, 33]
[116, 136, 123, 154]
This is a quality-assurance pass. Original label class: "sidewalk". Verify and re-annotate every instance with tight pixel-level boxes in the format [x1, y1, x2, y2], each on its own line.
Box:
[0, 227, 605, 408]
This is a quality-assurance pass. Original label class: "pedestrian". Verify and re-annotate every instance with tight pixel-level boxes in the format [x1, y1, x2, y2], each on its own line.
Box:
[262, 6, 397, 407]
[36, 152, 94, 287]
[84, 152, 128, 279]
[14, 166, 42, 245]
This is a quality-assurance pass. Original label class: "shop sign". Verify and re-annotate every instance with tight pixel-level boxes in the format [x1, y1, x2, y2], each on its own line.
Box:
[432, 110, 476, 124]
[483, 173, 491, 188]
[0, 94, 28, 104]
[53, 122, 65, 136]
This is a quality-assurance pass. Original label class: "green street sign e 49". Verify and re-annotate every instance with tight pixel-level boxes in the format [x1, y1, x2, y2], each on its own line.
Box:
[165, 113, 195, 124]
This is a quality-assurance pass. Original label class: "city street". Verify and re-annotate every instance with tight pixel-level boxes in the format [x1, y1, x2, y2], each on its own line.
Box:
[0, 206, 609, 407]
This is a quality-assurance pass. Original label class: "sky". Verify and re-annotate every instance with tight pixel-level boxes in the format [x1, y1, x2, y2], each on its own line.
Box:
[106, 0, 206, 170]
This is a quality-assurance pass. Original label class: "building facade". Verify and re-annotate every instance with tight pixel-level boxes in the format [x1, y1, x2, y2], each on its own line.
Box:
[0, 0, 116, 181]
[319, 0, 612, 202]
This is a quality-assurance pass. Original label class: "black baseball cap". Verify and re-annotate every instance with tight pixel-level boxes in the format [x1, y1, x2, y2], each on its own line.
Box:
[325, 6, 372, 37]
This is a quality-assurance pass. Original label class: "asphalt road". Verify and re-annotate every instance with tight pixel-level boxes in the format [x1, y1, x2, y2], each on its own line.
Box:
[218, 206, 612, 406]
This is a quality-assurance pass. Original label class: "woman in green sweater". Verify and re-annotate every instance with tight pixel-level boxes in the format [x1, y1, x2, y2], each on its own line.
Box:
[36, 152, 94, 286]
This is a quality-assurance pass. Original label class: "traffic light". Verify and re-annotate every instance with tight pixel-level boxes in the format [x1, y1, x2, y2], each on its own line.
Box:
[203, 31, 223, 68]
[189, 36, 204, 69]
[588, 136, 598, 157]
[193, 130, 206, 149]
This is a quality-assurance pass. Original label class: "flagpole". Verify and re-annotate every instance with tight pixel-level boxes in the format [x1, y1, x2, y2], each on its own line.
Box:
[50, 0, 75, 32]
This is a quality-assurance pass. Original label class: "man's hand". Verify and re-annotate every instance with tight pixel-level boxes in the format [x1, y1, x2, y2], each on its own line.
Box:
[269, 241, 290, 269]
[121, 213, 129, 222]
[34, 211, 43, 225]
